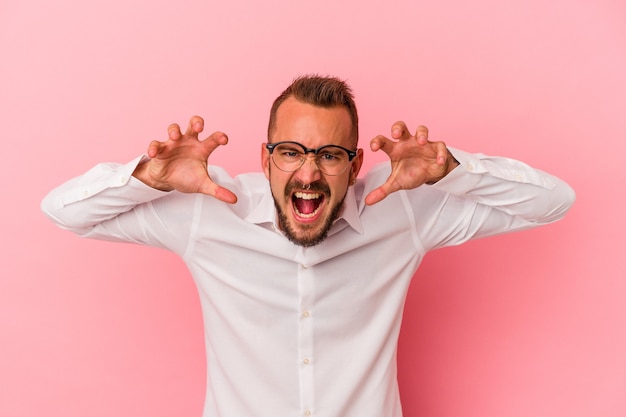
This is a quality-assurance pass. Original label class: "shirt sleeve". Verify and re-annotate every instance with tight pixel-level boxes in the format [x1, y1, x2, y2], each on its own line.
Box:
[40, 155, 192, 253]
[408, 147, 576, 251]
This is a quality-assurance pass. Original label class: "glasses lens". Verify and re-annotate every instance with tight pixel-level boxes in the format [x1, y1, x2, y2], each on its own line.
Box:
[271, 143, 306, 172]
[315, 146, 351, 175]
[270, 143, 352, 175]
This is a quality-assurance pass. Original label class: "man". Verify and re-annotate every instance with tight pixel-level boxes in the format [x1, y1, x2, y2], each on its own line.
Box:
[42, 75, 575, 417]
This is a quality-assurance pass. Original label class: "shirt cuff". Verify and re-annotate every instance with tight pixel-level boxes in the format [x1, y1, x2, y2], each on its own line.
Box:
[432, 147, 557, 194]
[53, 155, 168, 209]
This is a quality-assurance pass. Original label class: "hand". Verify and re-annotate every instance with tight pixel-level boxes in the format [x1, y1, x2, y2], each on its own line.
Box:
[133, 116, 237, 204]
[365, 122, 458, 205]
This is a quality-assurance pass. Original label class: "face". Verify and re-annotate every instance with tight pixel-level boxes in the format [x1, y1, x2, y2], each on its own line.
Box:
[262, 97, 363, 247]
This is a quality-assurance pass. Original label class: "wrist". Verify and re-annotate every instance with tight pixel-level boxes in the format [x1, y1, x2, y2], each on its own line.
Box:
[132, 160, 173, 191]
[426, 151, 460, 184]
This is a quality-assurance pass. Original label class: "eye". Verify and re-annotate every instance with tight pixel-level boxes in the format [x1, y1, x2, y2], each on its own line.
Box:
[318, 148, 345, 163]
[319, 152, 337, 161]
[275, 145, 304, 160]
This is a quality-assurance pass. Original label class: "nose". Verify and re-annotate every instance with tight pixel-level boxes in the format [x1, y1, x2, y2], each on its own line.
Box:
[294, 154, 322, 184]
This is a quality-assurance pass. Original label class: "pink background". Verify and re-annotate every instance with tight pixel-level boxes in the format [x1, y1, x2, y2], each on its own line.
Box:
[1, 0, 625, 416]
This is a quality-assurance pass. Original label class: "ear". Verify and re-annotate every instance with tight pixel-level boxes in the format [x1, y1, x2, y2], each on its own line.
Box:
[261, 142, 271, 179]
[349, 148, 364, 184]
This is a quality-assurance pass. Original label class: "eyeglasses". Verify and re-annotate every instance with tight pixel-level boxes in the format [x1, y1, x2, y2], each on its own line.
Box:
[266, 141, 357, 176]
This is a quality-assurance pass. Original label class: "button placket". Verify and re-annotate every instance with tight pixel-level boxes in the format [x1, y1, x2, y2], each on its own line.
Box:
[297, 261, 315, 414]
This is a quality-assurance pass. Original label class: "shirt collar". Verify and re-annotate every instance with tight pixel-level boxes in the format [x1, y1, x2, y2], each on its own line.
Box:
[335, 185, 364, 234]
[243, 183, 364, 235]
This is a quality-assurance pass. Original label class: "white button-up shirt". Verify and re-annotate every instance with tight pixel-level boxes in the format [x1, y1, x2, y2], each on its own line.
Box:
[41, 148, 575, 417]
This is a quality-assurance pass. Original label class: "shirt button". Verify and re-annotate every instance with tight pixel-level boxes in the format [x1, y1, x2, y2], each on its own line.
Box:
[301, 264, 309, 269]
[467, 163, 474, 172]
[304, 410, 312, 416]
[120, 176, 127, 184]
[302, 311, 310, 318]
[303, 358, 310, 365]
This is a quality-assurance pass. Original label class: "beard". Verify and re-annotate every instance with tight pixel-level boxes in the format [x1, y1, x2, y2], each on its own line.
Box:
[272, 180, 346, 247]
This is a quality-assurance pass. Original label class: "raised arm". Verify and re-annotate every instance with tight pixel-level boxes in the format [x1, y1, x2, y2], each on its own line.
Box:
[363, 121, 575, 249]
[41, 116, 238, 243]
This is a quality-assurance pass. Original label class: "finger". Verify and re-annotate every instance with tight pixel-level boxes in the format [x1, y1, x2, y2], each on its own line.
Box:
[365, 171, 403, 205]
[197, 180, 238, 204]
[214, 186, 238, 204]
[369, 135, 388, 152]
[364, 187, 386, 205]
[168, 123, 182, 141]
[185, 115, 205, 137]
[434, 141, 448, 165]
[415, 125, 429, 145]
[147, 140, 163, 158]
[391, 121, 410, 140]
[201, 131, 229, 155]
[364, 182, 395, 205]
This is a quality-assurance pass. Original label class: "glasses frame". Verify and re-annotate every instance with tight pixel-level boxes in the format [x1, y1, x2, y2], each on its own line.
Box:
[265, 141, 358, 176]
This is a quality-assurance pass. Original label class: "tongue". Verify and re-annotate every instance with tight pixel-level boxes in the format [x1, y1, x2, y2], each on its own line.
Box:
[295, 197, 319, 215]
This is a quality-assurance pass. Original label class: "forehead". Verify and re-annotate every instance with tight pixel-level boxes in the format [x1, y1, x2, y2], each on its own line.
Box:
[272, 97, 353, 147]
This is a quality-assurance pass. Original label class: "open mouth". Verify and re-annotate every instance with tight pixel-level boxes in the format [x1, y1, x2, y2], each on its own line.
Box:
[292, 192, 324, 219]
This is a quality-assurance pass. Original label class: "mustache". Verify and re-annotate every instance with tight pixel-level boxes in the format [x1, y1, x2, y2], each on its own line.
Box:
[285, 181, 330, 196]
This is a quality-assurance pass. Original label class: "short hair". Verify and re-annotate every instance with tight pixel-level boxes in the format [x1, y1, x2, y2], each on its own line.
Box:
[267, 75, 359, 145]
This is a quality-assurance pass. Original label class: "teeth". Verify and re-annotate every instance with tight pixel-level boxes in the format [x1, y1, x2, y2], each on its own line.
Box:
[293, 192, 322, 219]
[294, 192, 321, 200]
[295, 209, 318, 219]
